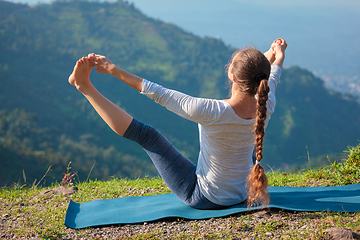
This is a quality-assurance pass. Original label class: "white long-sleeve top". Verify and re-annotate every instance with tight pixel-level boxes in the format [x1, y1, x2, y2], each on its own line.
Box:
[141, 65, 282, 205]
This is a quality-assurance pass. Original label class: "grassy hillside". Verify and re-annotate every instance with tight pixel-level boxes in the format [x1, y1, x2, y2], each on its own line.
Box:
[1, 0, 360, 186]
[266, 67, 360, 168]
[0, 143, 359, 239]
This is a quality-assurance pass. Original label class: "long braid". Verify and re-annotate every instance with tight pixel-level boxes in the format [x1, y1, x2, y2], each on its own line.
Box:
[247, 79, 270, 207]
[227, 47, 271, 207]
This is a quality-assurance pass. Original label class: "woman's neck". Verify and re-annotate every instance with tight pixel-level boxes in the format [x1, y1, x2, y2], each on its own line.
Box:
[224, 86, 257, 119]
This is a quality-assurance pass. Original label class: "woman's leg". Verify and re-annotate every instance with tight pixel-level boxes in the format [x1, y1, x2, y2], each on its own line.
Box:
[123, 119, 196, 202]
[69, 58, 222, 209]
[69, 57, 133, 136]
[123, 119, 225, 209]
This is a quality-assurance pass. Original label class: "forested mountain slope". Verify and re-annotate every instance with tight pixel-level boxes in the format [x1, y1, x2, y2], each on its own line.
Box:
[0, 0, 359, 186]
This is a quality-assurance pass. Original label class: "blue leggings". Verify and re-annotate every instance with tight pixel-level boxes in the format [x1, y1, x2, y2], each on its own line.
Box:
[123, 118, 225, 210]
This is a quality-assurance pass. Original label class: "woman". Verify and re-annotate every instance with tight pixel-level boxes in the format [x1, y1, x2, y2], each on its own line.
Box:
[68, 38, 287, 209]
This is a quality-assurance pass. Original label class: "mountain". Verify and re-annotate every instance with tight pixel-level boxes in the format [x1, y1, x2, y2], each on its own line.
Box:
[126, 0, 360, 98]
[266, 67, 360, 168]
[0, 0, 359, 186]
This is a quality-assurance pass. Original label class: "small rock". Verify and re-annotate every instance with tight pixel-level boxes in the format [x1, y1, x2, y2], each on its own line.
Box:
[265, 232, 273, 236]
[37, 186, 78, 197]
[300, 225, 307, 229]
[324, 228, 360, 240]
[272, 216, 282, 221]
[89, 198, 102, 202]
[253, 210, 271, 219]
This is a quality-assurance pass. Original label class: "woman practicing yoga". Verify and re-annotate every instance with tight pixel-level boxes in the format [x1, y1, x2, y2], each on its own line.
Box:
[68, 38, 287, 209]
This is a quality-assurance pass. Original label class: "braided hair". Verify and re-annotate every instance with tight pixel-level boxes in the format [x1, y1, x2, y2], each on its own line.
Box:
[228, 48, 271, 206]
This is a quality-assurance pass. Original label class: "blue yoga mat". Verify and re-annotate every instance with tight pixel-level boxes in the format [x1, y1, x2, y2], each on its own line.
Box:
[65, 184, 360, 229]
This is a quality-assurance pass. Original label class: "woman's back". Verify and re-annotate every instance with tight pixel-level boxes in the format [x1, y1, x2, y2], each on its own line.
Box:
[141, 64, 282, 206]
[70, 39, 287, 209]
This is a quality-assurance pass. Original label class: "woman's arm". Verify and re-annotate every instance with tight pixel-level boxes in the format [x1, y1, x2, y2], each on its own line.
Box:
[272, 39, 287, 69]
[266, 39, 287, 115]
[142, 80, 220, 124]
[264, 39, 287, 67]
[88, 53, 219, 124]
[88, 54, 143, 92]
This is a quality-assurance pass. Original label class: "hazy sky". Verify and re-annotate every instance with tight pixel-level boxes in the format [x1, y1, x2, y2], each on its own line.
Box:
[10, 0, 360, 10]
[7, 0, 360, 81]
[124, 0, 360, 78]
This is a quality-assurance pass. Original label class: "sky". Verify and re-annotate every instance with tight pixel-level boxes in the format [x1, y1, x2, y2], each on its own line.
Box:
[123, 0, 360, 77]
[8, 0, 360, 90]
[126, 0, 360, 91]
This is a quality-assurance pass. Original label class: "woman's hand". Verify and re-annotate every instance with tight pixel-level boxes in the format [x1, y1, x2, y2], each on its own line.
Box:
[274, 38, 287, 47]
[272, 38, 287, 56]
[271, 38, 287, 69]
[88, 53, 116, 75]
[264, 38, 287, 64]
[87, 53, 143, 92]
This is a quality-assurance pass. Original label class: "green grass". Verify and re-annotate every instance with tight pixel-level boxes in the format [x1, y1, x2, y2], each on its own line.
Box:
[0, 177, 171, 239]
[268, 143, 360, 187]
[1, 143, 360, 239]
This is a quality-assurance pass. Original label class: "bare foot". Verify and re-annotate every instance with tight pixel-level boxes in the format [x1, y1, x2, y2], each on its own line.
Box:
[264, 48, 275, 64]
[68, 57, 94, 92]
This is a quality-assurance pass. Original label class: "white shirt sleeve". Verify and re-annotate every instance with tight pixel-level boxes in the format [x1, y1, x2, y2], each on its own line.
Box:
[141, 65, 281, 123]
[141, 79, 221, 124]
[267, 65, 282, 114]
